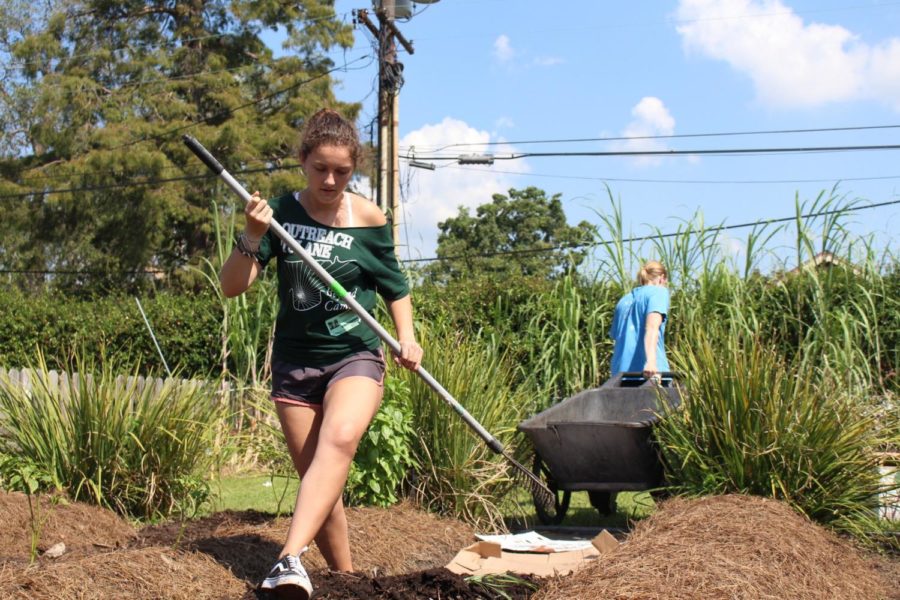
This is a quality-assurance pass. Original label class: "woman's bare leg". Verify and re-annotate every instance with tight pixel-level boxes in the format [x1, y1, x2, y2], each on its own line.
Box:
[276, 376, 382, 570]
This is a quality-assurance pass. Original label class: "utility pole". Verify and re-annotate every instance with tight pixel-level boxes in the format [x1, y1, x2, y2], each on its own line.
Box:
[354, 3, 415, 248]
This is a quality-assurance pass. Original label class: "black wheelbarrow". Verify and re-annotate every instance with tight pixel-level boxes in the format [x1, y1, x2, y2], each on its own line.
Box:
[517, 372, 681, 524]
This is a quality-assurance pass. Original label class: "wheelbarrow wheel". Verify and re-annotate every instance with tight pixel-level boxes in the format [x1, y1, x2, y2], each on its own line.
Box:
[532, 454, 570, 525]
[588, 490, 618, 516]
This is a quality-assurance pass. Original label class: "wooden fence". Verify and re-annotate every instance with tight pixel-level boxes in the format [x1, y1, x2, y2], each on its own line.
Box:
[0, 368, 259, 426]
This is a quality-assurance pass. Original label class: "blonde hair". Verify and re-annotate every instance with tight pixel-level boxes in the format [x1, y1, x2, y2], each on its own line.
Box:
[637, 260, 667, 285]
[299, 108, 360, 166]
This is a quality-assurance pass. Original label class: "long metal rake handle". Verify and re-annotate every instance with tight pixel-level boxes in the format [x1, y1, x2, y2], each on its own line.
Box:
[183, 135, 553, 505]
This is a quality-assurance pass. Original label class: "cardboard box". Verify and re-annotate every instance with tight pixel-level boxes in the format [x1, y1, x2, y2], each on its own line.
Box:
[445, 530, 616, 577]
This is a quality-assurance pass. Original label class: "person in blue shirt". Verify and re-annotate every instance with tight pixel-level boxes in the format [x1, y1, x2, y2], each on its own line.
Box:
[609, 260, 670, 381]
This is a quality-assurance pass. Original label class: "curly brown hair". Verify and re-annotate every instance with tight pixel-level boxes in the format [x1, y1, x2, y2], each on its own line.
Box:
[299, 109, 361, 166]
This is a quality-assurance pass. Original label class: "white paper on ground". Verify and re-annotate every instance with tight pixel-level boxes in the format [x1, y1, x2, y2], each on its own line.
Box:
[474, 531, 594, 552]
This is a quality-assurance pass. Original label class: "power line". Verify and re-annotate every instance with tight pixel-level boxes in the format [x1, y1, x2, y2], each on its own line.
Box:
[0, 269, 168, 276]
[441, 164, 900, 186]
[400, 197, 900, 264]
[0, 53, 374, 186]
[3, 32, 230, 72]
[0, 161, 303, 200]
[6, 138, 899, 200]
[6, 198, 899, 277]
[407, 143, 900, 162]
[102, 54, 374, 153]
[402, 124, 900, 153]
[3, 10, 354, 72]
[10, 46, 374, 96]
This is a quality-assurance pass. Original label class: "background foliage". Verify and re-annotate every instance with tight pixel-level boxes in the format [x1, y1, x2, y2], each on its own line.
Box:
[425, 186, 597, 283]
[0, 194, 897, 539]
[0, 0, 357, 293]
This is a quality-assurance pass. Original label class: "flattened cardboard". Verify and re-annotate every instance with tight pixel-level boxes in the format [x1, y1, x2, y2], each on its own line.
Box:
[446, 536, 604, 577]
[591, 529, 620, 554]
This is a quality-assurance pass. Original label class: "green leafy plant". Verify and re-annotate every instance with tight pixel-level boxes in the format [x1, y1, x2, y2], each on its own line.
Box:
[0, 454, 58, 562]
[346, 376, 418, 507]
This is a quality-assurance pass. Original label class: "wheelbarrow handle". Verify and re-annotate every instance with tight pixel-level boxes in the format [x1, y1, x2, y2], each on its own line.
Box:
[620, 371, 679, 379]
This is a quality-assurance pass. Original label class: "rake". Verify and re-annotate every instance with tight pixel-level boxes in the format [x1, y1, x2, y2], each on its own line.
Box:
[183, 135, 555, 512]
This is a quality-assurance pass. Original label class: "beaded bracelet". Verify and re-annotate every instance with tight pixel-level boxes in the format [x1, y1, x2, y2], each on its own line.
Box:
[236, 232, 261, 260]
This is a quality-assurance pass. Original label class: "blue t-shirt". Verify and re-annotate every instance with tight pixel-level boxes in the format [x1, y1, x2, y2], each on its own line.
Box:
[609, 285, 669, 376]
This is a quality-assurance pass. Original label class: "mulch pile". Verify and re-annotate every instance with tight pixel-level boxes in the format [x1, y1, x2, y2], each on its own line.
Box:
[0, 492, 135, 560]
[535, 494, 898, 600]
[0, 490, 896, 599]
[135, 499, 477, 580]
[0, 492, 531, 599]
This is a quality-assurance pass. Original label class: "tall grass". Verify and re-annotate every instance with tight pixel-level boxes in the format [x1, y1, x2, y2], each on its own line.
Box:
[0, 351, 226, 520]
[400, 321, 534, 530]
[655, 327, 896, 538]
[195, 201, 278, 434]
[522, 273, 613, 409]
[196, 201, 278, 390]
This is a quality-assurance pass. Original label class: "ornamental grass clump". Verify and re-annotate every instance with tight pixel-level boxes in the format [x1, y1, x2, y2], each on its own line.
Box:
[402, 321, 531, 530]
[655, 326, 897, 540]
[0, 351, 226, 521]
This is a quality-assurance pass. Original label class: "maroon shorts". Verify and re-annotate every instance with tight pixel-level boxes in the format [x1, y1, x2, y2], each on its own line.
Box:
[271, 349, 386, 407]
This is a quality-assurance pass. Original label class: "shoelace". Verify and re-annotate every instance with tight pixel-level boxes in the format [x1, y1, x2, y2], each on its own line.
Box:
[284, 555, 301, 571]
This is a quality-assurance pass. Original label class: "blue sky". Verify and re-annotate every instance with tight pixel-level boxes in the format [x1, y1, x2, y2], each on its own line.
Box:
[272, 0, 900, 268]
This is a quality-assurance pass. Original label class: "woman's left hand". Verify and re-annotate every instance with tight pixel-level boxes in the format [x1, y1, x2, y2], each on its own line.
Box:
[394, 340, 423, 371]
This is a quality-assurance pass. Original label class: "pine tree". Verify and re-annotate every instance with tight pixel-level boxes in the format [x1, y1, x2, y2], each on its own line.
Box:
[0, 0, 360, 292]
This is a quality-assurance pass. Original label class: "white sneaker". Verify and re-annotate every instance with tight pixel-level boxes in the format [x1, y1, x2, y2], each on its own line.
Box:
[259, 554, 312, 599]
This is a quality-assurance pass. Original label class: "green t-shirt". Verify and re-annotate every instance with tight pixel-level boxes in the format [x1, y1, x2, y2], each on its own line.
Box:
[256, 191, 410, 366]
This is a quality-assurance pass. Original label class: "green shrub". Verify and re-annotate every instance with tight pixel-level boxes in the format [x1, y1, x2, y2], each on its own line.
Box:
[0, 287, 222, 376]
[346, 375, 418, 507]
[0, 350, 226, 520]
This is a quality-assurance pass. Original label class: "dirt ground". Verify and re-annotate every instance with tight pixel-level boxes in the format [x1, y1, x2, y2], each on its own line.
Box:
[0, 491, 897, 599]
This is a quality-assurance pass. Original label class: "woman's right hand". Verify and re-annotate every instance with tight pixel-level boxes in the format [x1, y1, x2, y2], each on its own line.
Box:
[245, 191, 273, 240]
[642, 360, 661, 384]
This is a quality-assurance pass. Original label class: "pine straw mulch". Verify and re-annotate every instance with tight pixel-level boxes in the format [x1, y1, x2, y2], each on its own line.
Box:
[535, 494, 899, 600]
[1, 546, 249, 599]
[134, 500, 477, 581]
[1, 492, 525, 599]
[1, 490, 897, 599]
[0, 491, 136, 560]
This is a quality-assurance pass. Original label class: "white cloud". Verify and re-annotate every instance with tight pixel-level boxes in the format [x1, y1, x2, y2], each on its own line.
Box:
[492, 35, 563, 70]
[493, 34, 515, 63]
[611, 97, 676, 167]
[397, 118, 525, 260]
[533, 56, 564, 67]
[494, 116, 515, 129]
[676, 0, 900, 110]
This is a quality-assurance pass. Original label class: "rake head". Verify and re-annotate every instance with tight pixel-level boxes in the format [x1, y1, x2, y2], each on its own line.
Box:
[501, 450, 556, 516]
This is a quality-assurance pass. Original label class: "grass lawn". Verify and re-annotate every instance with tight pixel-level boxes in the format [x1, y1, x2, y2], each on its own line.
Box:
[502, 487, 657, 531]
[208, 471, 657, 530]
[208, 473, 299, 516]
